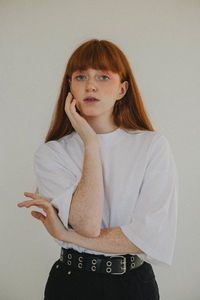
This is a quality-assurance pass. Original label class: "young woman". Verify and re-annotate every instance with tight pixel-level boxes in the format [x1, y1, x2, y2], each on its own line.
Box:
[18, 39, 178, 300]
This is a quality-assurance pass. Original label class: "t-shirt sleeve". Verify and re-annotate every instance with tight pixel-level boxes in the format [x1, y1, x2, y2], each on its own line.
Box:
[33, 141, 79, 230]
[120, 134, 179, 267]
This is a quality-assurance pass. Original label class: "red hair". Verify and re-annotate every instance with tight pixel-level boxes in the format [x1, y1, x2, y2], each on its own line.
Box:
[44, 39, 154, 143]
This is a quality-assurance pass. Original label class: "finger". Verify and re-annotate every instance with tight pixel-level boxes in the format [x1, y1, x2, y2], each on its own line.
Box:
[24, 192, 39, 200]
[65, 93, 76, 123]
[25, 199, 50, 209]
[18, 200, 33, 207]
[70, 99, 77, 114]
[31, 211, 46, 223]
[65, 92, 73, 113]
[66, 94, 76, 115]
[18, 199, 50, 210]
[70, 99, 82, 119]
[18, 199, 45, 206]
[67, 92, 77, 110]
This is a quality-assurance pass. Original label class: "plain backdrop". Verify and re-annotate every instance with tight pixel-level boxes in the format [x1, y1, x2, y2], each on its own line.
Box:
[1, 0, 200, 299]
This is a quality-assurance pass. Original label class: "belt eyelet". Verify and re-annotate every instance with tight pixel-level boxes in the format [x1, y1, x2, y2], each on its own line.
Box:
[91, 265, 96, 271]
[131, 256, 135, 262]
[92, 259, 97, 265]
[106, 267, 112, 273]
[78, 256, 83, 262]
[131, 262, 135, 268]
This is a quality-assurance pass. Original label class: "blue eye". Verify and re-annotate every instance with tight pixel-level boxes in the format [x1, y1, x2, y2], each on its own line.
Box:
[75, 74, 110, 81]
[101, 75, 109, 80]
[76, 75, 85, 80]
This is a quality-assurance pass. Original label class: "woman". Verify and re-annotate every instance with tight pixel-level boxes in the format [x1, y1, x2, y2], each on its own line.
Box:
[18, 39, 178, 300]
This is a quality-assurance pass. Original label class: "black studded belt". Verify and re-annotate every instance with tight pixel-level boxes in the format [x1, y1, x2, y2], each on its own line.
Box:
[59, 248, 144, 275]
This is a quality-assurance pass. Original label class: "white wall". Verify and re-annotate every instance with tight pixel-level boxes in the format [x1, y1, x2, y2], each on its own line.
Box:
[1, 0, 199, 299]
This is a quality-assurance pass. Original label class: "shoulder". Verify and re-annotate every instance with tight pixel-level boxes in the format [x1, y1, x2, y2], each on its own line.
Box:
[124, 130, 173, 167]
[141, 132, 176, 173]
[34, 133, 74, 158]
[122, 128, 159, 138]
[34, 135, 75, 166]
[122, 128, 168, 148]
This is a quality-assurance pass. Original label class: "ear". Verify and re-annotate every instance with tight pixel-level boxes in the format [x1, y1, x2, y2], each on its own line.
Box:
[116, 81, 129, 100]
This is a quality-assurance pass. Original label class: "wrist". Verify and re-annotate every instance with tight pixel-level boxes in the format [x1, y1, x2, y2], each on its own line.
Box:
[59, 228, 74, 243]
[84, 140, 99, 150]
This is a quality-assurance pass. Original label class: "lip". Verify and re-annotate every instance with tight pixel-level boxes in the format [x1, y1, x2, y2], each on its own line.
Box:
[84, 97, 100, 101]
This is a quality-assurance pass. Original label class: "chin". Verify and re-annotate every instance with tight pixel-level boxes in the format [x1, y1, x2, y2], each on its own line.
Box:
[81, 110, 100, 117]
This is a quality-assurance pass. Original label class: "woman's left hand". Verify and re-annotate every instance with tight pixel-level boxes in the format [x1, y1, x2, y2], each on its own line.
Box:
[17, 192, 67, 241]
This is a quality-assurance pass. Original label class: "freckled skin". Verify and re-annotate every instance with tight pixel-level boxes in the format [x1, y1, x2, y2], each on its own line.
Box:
[69, 68, 128, 130]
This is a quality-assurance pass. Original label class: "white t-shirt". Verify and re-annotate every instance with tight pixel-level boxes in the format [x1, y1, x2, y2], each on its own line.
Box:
[33, 127, 178, 267]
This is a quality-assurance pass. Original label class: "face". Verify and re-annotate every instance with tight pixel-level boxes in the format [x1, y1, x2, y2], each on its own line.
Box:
[69, 68, 128, 119]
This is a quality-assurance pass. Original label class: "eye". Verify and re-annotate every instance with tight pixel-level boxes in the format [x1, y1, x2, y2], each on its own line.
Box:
[75, 75, 86, 80]
[100, 75, 110, 80]
[74, 74, 110, 81]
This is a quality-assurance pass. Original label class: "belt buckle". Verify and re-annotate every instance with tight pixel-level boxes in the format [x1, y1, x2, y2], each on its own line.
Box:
[110, 255, 126, 275]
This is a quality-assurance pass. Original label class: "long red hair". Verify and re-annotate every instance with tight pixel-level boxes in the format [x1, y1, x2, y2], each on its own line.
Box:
[44, 39, 154, 143]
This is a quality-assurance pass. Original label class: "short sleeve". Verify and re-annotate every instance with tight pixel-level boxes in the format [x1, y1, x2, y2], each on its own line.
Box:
[33, 141, 79, 230]
[120, 134, 179, 267]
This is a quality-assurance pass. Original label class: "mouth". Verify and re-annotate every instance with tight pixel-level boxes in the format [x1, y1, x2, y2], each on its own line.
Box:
[83, 97, 100, 102]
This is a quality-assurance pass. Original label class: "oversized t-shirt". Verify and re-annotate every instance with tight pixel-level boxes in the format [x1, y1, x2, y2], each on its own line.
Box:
[33, 127, 179, 267]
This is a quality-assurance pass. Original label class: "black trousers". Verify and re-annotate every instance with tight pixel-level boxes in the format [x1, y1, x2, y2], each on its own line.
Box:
[44, 257, 160, 300]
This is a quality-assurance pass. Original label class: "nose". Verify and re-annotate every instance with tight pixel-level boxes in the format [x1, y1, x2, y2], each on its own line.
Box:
[85, 77, 97, 92]
[86, 85, 96, 92]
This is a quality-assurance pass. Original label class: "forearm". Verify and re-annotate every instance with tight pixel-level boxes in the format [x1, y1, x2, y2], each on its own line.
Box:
[60, 227, 145, 255]
[68, 142, 104, 238]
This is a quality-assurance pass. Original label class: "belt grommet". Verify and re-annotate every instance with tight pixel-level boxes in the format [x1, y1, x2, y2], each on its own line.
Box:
[91, 265, 96, 271]
[67, 260, 72, 265]
[67, 270, 71, 275]
[92, 259, 97, 265]
[78, 262, 83, 268]
[56, 264, 59, 268]
[131, 256, 135, 262]
[106, 261, 112, 267]
[67, 253, 72, 259]
[131, 262, 135, 268]
[78, 256, 83, 262]
[106, 267, 112, 273]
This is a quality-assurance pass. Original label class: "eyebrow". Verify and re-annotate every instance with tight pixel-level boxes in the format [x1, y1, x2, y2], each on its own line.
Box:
[73, 70, 112, 75]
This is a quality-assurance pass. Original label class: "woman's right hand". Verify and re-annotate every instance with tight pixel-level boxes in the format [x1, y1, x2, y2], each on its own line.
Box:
[64, 92, 99, 146]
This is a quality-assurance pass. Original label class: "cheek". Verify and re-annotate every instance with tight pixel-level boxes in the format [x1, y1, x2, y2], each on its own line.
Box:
[104, 82, 118, 94]
[70, 81, 79, 93]
[69, 85, 75, 95]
